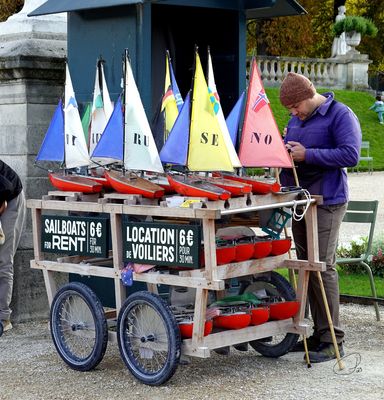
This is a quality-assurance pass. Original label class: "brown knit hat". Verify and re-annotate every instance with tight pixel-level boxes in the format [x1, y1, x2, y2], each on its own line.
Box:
[279, 72, 316, 107]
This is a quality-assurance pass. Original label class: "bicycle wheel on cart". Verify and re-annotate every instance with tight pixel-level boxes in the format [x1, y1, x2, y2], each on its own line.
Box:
[117, 291, 181, 386]
[242, 271, 299, 358]
[50, 282, 108, 371]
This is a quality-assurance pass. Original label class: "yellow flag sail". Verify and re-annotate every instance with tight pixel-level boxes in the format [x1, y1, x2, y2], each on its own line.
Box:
[188, 52, 233, 172]
[161, 52, 179, 141]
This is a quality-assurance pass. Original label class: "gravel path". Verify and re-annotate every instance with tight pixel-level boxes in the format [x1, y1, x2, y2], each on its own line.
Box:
[1, 171, 383, 399]
[1, 304, 383, 400]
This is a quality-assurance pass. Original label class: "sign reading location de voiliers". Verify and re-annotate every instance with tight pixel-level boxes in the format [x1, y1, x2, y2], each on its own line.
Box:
[123, 221, 201, 268]
[41, 215, 109, 257]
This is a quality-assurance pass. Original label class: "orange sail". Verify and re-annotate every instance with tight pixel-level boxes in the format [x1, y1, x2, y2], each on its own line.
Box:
[238, 58, 292, 168]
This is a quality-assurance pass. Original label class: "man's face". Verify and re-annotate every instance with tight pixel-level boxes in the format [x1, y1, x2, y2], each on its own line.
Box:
[285, 98, 314, 121]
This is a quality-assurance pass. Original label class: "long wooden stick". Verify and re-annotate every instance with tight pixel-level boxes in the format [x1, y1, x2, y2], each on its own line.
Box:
[275, 167, 309, 366]
[289, 152, 344, 370]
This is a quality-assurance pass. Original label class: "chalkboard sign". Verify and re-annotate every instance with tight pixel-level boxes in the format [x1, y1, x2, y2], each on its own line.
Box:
[123, 221, 201, 268]
[41, 215, 109, 257]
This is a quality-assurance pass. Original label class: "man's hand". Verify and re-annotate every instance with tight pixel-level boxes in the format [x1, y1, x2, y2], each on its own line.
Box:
[0, 201, 7, 215]
[286, 141, 306, 162]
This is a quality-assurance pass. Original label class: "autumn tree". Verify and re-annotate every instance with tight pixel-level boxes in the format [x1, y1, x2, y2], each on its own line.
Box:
[0, 0, 24, 22]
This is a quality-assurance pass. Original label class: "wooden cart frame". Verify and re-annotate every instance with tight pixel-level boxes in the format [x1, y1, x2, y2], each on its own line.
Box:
[27, 191, 324, 374]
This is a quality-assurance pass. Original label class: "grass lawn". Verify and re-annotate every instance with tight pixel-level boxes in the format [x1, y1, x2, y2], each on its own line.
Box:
[266, 87, 384, 171]
[277, 268, 384, 298]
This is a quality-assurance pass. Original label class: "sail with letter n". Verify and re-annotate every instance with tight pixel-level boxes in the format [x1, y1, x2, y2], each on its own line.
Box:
[238, 58, 291, 168]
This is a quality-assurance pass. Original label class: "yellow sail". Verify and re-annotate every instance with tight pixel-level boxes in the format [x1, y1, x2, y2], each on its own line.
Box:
[161, 52, 179, 141]
[188, 52, 233, 172]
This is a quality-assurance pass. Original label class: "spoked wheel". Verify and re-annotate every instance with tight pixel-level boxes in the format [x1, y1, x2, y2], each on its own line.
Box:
[117, 291, 181, 386]
[50, 282, 108, 371]
[242, 271, 299, 358]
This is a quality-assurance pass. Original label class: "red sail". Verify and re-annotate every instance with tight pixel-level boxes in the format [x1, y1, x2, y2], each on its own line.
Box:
[238, 59, 292, 168]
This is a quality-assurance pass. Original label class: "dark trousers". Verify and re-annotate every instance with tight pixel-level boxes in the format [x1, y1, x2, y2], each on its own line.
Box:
[293, 203, 347, 344]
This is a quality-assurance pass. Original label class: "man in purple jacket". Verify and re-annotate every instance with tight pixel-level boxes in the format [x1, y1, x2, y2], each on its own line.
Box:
[279, 72, 362, 363]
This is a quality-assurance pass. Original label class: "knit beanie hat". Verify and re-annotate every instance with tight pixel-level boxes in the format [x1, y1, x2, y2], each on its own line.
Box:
[279, 72, 316, 106]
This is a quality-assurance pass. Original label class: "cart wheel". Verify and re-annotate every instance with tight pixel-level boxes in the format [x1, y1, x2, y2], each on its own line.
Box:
[50, 282, 108, 371]
[117, 291, 181, 386]
[242, 271, 299, 358]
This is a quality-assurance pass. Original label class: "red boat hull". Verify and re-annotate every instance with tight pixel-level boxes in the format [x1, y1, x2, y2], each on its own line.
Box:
[87, 170, 113, 189]
[49, 172, 103, 193]
[105, 170, 165, 199]
[218, 173, 280, 194]
[205, 177, 252, 196]
[167, 174, 231, 201]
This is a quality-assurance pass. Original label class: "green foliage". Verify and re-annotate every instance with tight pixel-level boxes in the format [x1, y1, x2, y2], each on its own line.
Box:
[332, 15, 378, 37]
[337, 237, 368, 274]
[368, 236, 384, 277]
[336, 235, 384, 277]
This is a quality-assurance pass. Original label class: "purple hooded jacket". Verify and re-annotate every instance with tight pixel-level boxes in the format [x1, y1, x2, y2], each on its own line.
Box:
[280, 92, 362, 205]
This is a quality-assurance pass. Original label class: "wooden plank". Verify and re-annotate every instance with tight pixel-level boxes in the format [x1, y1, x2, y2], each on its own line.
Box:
[191, 288, 208, 347]
[132, 271, 224, 290]
[182, 319, 309, 355]
[31, 260, 116, 278]
[40, 200, 104, 212]
[26, 199, 42, 209]
[110, 213, 125, 313]
[282, 259, 326, 271]
[305, 203, 319, 263]
[202, 218, 217, 281]
[30, 208, 42, 261]
[42, 270, 57, 306]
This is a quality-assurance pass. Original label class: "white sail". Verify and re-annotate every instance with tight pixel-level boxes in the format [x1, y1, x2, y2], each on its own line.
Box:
[64, 64, 91, 169]
[101, 63, 113, 119]
[123, 56, 164, 173]
[89, 61, 117, 165]
[207, 51, 242, 168]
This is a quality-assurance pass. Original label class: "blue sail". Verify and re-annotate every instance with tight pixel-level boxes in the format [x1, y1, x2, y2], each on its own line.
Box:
[160, 91, 190, 165]
[170, 61, 183, 112]
[36, 100, 65, 162]
[91, 96, 124, 161]
[226, 91, 245, 147]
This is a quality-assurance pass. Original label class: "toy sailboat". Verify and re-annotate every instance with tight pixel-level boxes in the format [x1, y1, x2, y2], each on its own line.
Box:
[91, 51, 165, 199]
[202, 49, 251, 196]
[218, 57, 292, 193]
[160, 49, 234, 201]
[35, 64, 103, 193]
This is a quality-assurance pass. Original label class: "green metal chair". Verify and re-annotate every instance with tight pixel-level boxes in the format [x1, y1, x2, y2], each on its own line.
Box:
[337, 200, 380, 321]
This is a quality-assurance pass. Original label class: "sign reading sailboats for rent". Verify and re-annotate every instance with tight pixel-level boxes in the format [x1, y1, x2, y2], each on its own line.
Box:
[41, 215, 109, 257]
[123, 221, 201, 268]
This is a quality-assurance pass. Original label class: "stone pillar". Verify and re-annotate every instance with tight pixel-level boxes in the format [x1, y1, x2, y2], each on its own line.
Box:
[0, 0, 67, 321]
[331, 53, 372, 90]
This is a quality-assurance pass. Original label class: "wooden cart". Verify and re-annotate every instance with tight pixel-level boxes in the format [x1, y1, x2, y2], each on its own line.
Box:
[27, 190, 324, 385]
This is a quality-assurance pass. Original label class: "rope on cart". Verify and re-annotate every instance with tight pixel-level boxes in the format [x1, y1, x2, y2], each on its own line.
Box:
[291, 189, 311, 221]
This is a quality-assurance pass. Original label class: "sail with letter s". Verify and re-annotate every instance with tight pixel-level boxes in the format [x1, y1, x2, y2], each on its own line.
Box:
[188, 51, 233, 172]
[207, 49, 241, 168]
